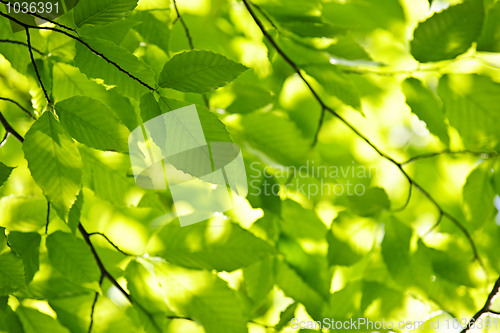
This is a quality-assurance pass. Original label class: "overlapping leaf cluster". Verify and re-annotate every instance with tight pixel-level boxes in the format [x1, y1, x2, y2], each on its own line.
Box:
[0, 0, 500, 332]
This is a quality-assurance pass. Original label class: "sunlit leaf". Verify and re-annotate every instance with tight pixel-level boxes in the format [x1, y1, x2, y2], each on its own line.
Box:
[23, 112, 83, 220]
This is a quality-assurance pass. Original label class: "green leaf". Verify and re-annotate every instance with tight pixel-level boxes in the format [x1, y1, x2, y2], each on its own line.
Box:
[280, 21, 348, 38]
[304, 65, 362, 110]
[0, 251, 25, 295]
[238, 112, 312, 166]
[381, 216, 412, 282]
[437, 74, 500, 147]
[16, 306, 70, 333]
[463, 163, 496, 229]
[158, 50, 248, 93]
[148, 220, 275, 271]
[7, 232, 41, 284]
[275, 302, 298, 332]
[0, 196, 47, 232]
[125, 260, 174, 328]
[74, 0, 139, 27]
[67, 191, 83, 236]
[74, 37, 156, 100]
[327, 229, 363, 266]
[0, 162, 14, 187]
[410, 0, 484, 62]
[0, 228, 6, 255]
[56, 96, 130, 152]
[154, 261, 248, 333]
[402, 77, 449, 146]
[52, 62, 139, 131]
[50, 294, 140, 333]
[46, 231, 100, 289]
[275, 258, 325, 320]
[476, 1, 500, 52]
[23, 112, 83, 220]
[224, 83, 274, 114]
[130, 10, 171, 54]
[78, 145, 144, 206]
[78, 18, 140, 46]
[347, 187, 390, 216]
[242, 256, 275, 304]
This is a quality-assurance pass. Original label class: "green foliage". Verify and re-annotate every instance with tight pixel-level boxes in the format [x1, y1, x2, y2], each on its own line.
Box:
[158, 50, 248, 93]
[411, 0, 484, 62]
[1, 0, 500, 332]
[74, 0, 139, 27]
[23, 112, 83, 220]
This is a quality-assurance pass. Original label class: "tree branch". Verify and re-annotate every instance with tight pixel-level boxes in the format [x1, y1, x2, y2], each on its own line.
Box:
[88, 232, 135, 256]
[172, 0, 194, 50]
[88, 274, 104, 333]
[44, 202, 50, 234]
[0, 111, 24, 142]
[242, 0, 483, 268]
[460, 277, 500, 333]
[25, 27, 51, 105]
[0, 39, 44, 55]
[0, 0, 76, 32]
[401, 149, 499, 165]
[78, 223, 132, 303]
[0, 97, 35, 119]
[0, 11, 156, 93]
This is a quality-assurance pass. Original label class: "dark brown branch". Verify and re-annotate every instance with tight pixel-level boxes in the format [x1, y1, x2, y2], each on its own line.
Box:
[44, 202, 50, 234]
[0, 0, 76, 32]
[25, 27, 51, 105]
[88, 232, 135, 256]
[0, 97, 35, 119]
[170, 1, 210, 109]
[78, 223, 132, 303]
[0, 111, 24, 142]
[0, 11, 156, 92]
[461, 277, 500, 333]
[0, 39, 44, 55]
[0, 132, 8, 147]
[172, 0, 194, 50]
[242, 0, 482, 267]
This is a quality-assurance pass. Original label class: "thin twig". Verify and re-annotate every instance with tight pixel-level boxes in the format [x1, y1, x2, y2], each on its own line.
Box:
[0, 0, 76, 32]
[0, 132, 8, 147]
[88, 232, 135, 256]
[0, 39, 44, 55]
[391, 182, 413, 212]
[0, 97, 35, 119]
[402, 149, 499, 165]
[312, 107, 326, 147]
[0, 112, 24, 142]
[241, 0, 483, 269]
[460, 277, 500, 333]
[25, 27, 51, 105]
[78, 223, 165, 332]
[44, 202, 50, 234]
[78, 224, 132, 302]
[88, 274, 104, 333]
[172, 0, 194, 49]
[0, 12, 156, 92]
[171, 1, 210, 109]
[424, 211, 444, 237]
